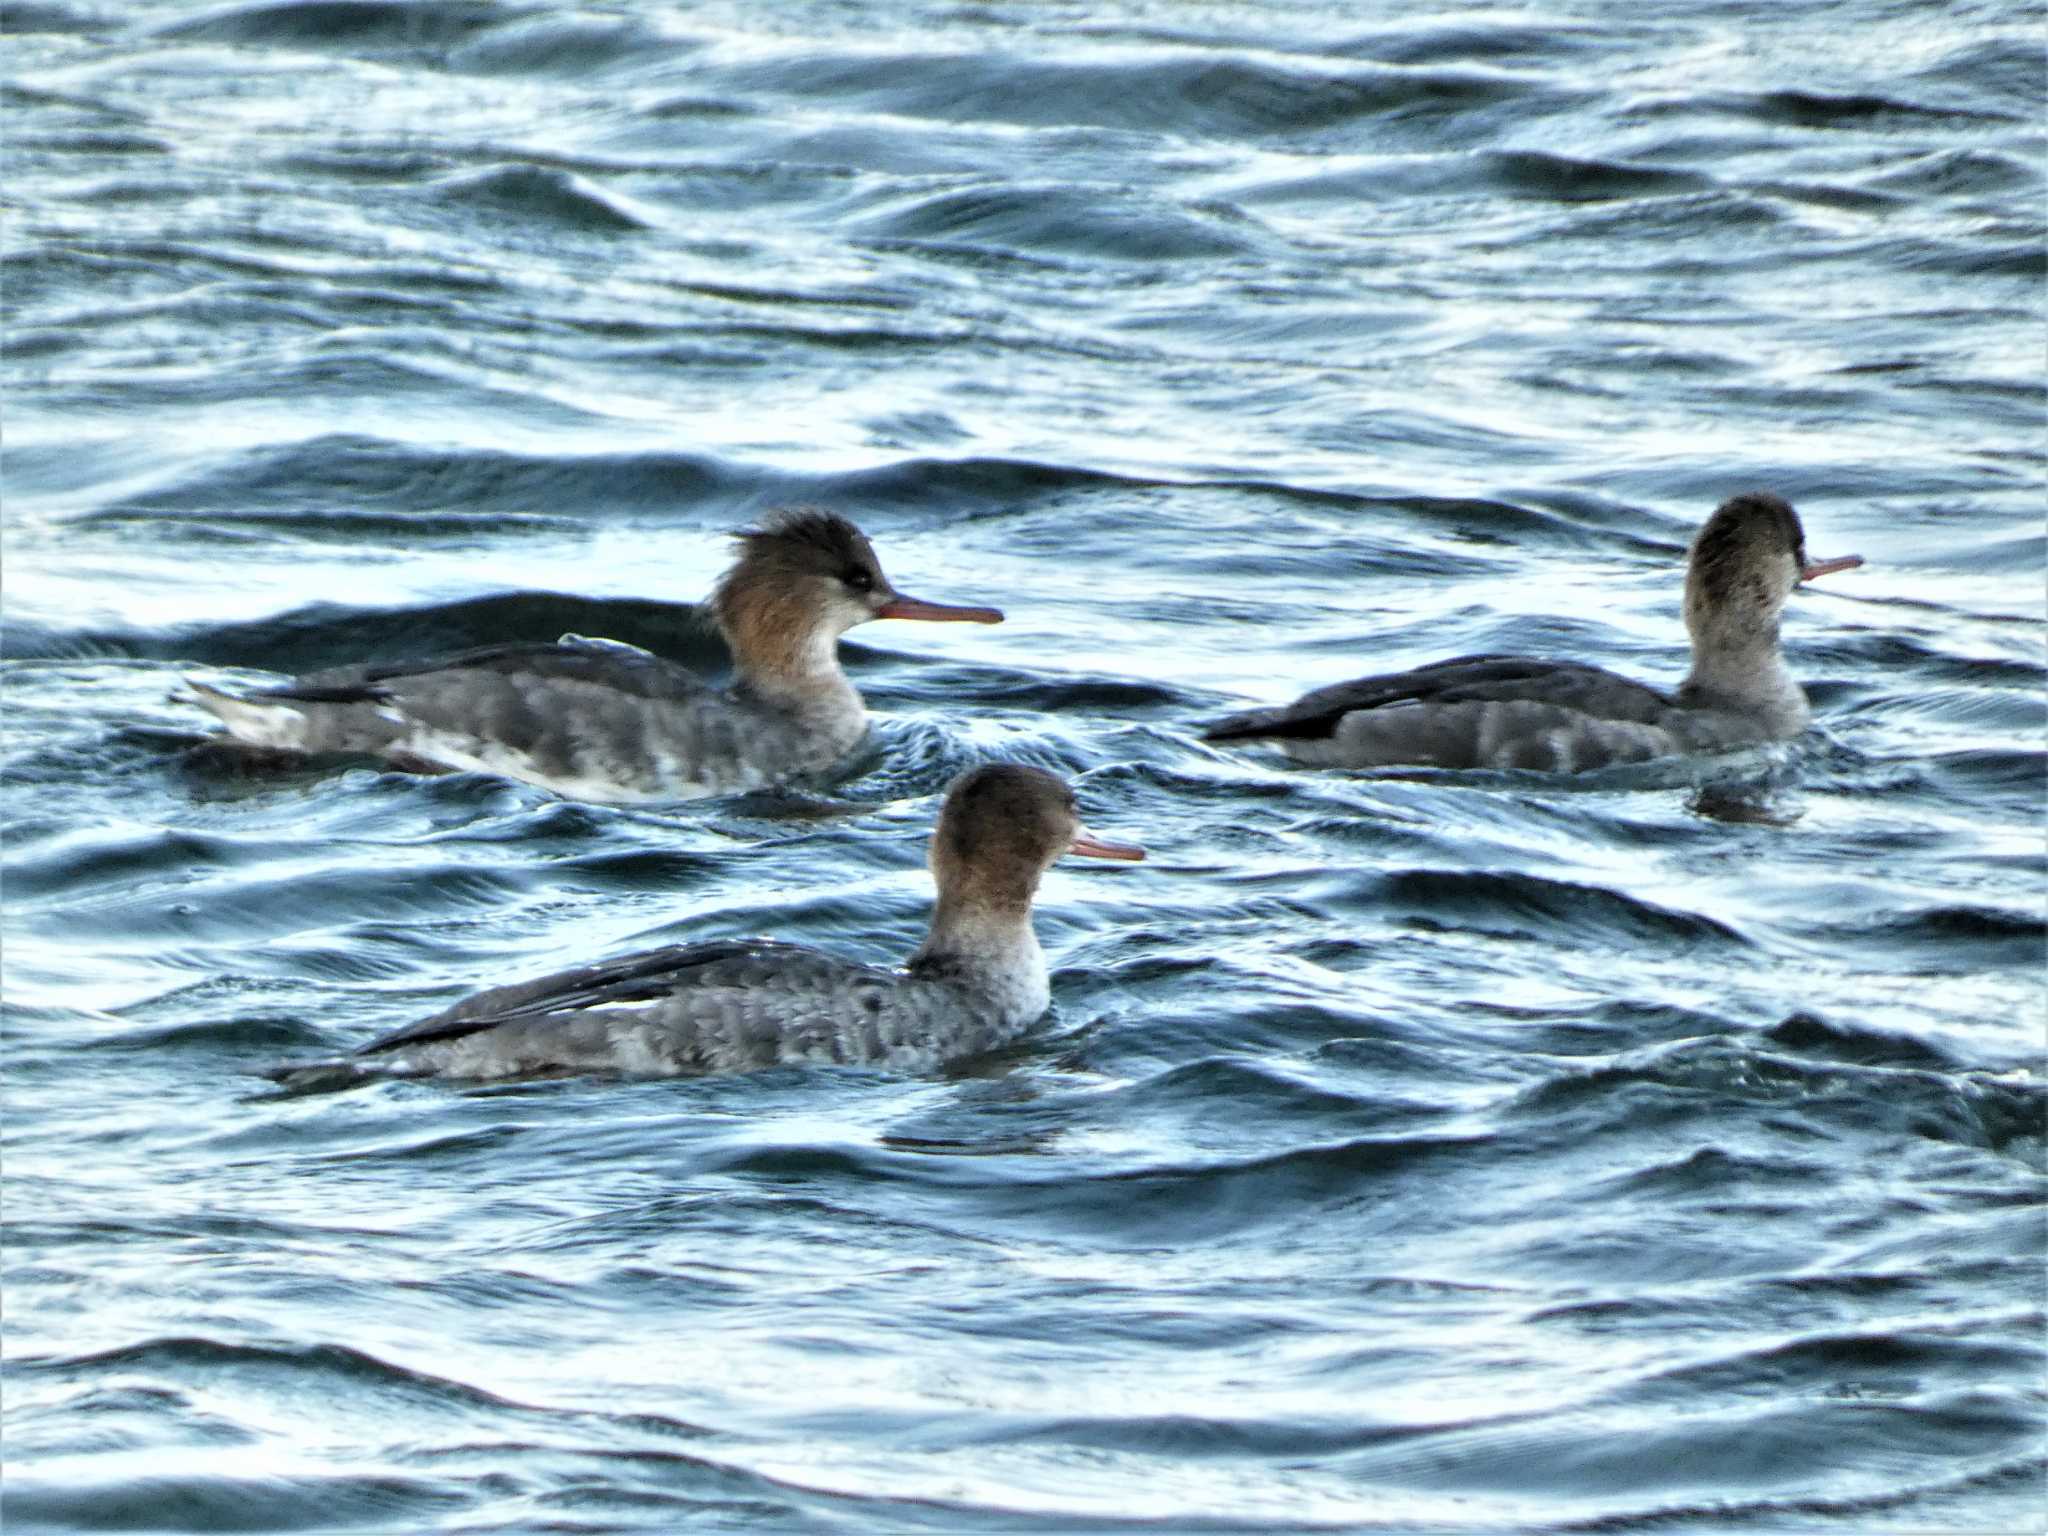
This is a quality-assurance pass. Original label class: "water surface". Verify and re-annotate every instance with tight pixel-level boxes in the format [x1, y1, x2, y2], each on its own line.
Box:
[5, 1, 2043, 1531]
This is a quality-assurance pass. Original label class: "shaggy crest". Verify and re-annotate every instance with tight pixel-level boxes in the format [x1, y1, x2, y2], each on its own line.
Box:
[708, 507, 887, 637]
[740, 507, 878, 575]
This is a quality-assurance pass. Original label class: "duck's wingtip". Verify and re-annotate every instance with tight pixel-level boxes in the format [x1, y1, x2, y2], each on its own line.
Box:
[1201, 710, 1277, 742]
[258, 1058, 385, 1096]
[174, 678, 233, 711]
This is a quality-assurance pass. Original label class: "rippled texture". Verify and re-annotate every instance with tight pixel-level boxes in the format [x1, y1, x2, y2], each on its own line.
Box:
[5, 0, 2043, 1531]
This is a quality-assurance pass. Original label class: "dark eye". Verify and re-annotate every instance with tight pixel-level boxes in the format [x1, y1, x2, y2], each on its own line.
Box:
[841, 567, 874, 593]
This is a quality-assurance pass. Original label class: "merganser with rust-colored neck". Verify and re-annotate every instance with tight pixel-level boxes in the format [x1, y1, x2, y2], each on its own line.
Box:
[306, 763, 1142, 1082]
[1203, 493, 1863, 773]
[189, 509, 1002, 802]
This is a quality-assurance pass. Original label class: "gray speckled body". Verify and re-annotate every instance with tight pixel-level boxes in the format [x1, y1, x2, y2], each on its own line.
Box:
[1205, 493, 1858, 774]
[360, 939, 1036, 1078]
[190, 639, 863, 803]
[296, 762, 1139, 1085]
[1225, 654, 1797, 773]
[188, 510, 999, 803]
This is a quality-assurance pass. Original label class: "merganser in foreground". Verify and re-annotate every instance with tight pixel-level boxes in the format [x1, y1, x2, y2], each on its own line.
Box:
[1204, 493, 1863, 773]
[318, 764, 1141, 1081]
[188, 509, 1001, 802]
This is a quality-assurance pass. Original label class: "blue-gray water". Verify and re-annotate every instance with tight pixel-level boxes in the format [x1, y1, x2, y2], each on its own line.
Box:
[5, 1, 2043, 1532]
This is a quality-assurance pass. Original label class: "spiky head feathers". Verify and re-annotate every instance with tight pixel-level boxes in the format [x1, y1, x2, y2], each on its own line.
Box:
[708, 507, 893, 652]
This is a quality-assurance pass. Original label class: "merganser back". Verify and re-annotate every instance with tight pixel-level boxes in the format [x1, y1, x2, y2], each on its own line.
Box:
[1203, 492, 1863, 773]
[187, 509, 1002, 803]
[321, 763, 1143, 1081]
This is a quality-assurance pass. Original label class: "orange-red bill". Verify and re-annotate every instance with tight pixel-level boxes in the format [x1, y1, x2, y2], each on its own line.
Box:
[875, 593, 1004, 624]
[1069, 826, 1145, 862]
[1799, 554, 1864, 582]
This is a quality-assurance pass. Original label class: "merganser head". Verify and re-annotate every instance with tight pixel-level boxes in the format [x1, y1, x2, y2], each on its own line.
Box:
[1684, 492, 1862, 647]
[930, 763, 1143, 914]
[710, 509, 1002, 654]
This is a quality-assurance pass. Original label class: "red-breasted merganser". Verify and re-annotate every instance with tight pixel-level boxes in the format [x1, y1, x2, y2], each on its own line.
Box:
[188, 509, 1002, 802]
[1204, 493, 1863, 773]
[327, 764, 1142, 1080]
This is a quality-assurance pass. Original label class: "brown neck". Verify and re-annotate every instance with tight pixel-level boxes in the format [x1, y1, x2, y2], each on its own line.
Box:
[717, 583, 852, 705]
[915, 858, 1040, 956]
[912, 888, 1038, 974]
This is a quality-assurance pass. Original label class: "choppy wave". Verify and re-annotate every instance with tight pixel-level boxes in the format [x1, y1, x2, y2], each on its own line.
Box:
[6, 0, 2043, 1531]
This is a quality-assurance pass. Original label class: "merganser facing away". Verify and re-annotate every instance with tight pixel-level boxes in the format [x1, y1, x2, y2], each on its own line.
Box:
[187, 510, 1002, 803]
[1204, 493, 1863, 773]
[331, 764, 1142, 1080]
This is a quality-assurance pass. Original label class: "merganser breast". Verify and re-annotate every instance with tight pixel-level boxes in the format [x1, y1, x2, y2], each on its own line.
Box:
[309, 763, 1143, 1083]
[187, 509, 1002, 803]
[1203, 492, 1862, 774]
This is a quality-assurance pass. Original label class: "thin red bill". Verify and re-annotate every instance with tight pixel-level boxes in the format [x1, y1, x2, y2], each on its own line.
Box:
[1799, 554, 1864, 582]
[1070, 827, 1145, 862]
[875, 593, 1005, 623]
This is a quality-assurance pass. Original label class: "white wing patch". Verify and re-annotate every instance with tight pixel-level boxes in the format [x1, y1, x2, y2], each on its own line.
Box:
[390, 725, 727, 804]
[192, 688, 312, 749]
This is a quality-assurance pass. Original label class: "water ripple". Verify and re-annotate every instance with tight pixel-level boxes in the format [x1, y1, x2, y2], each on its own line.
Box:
[6, 0, 2041, 1530]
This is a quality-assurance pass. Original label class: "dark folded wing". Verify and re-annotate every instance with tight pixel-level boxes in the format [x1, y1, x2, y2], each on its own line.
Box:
[357, 939, 831, 1055]
[1204, 653, 1672, 741]
[263, 638, 711, 707]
